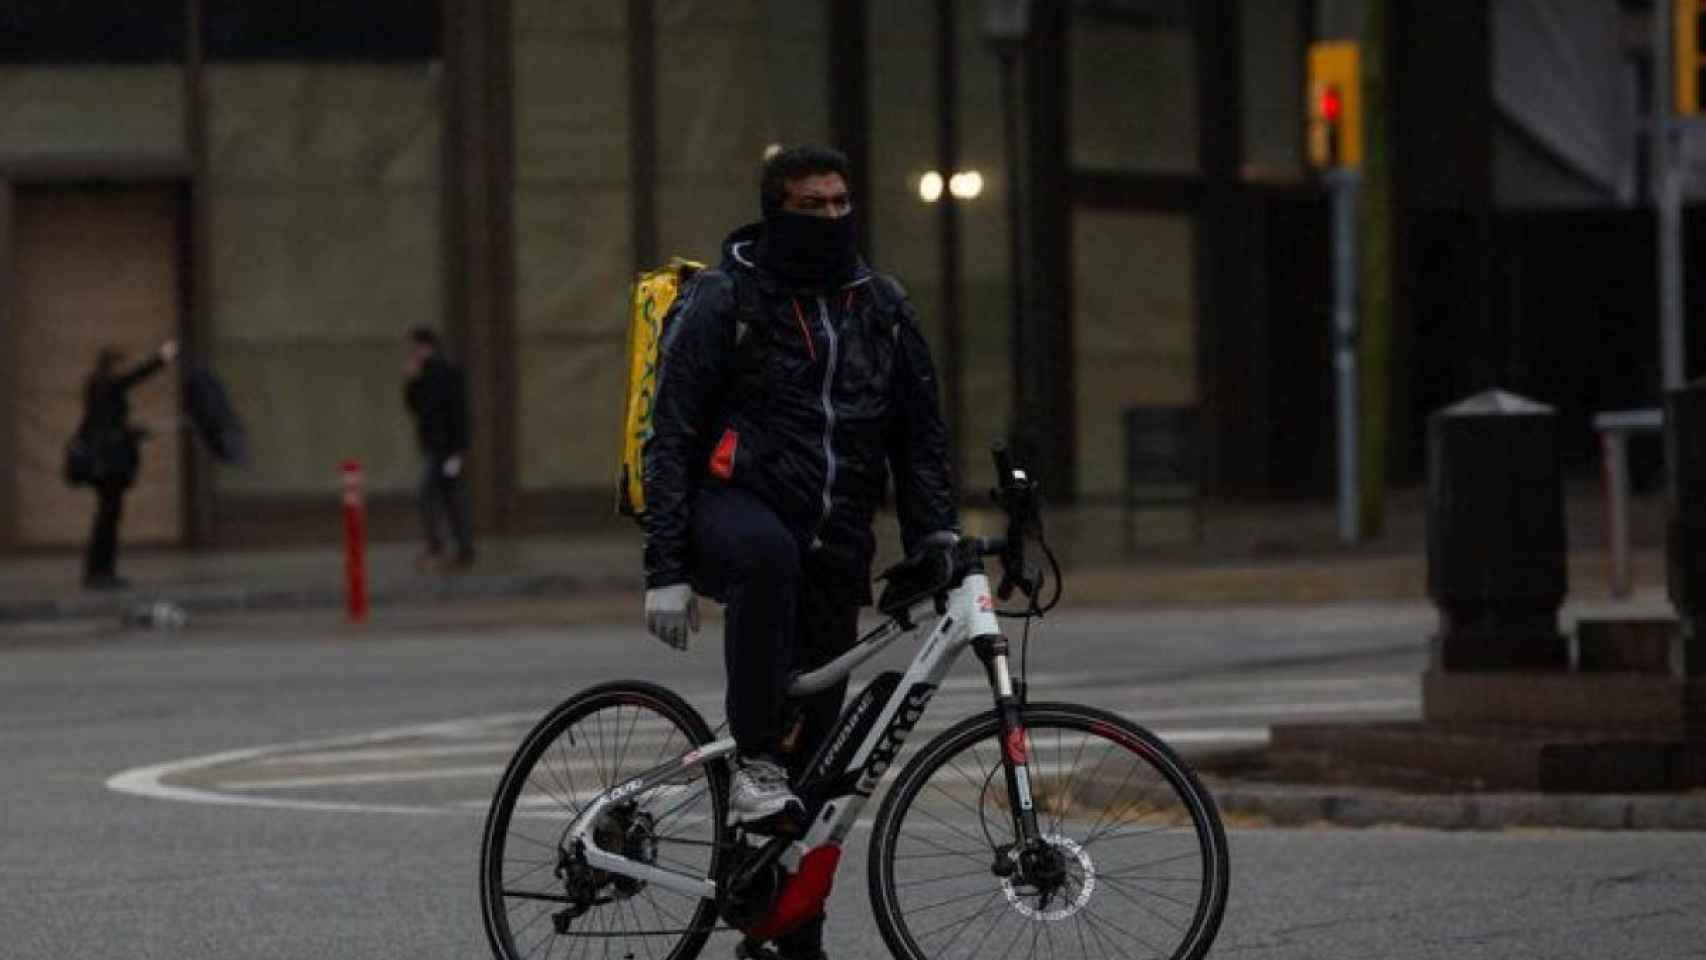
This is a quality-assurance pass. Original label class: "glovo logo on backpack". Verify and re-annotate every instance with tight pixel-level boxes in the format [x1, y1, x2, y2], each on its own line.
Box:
[617, 258, 704, 519]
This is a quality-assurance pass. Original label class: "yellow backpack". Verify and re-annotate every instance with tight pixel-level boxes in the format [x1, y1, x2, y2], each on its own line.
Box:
[616, 258, 704, 519]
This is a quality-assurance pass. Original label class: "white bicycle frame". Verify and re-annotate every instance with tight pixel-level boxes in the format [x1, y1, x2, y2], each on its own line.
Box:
[567, 569, 1012, 901]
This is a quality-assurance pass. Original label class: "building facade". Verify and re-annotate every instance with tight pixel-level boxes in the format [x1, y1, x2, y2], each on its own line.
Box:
[5, 0, 1673, 552]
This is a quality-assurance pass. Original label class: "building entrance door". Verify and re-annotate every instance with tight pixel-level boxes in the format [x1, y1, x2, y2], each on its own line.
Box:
[10, 184, 184, 547]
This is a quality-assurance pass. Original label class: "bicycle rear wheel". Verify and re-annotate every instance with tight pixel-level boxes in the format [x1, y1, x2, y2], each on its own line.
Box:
[868, 702, 1229, 960]
[480, 680, 729, 960]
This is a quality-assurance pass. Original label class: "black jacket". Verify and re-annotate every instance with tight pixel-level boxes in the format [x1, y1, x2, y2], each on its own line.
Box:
[405, 354, 470, 459]
[642, 223, 959, 602]
[82, 355, 165, 435]
[79, 355, 166, 490]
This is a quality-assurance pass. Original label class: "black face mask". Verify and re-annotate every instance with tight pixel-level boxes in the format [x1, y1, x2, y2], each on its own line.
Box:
[760, 210, 859, 285]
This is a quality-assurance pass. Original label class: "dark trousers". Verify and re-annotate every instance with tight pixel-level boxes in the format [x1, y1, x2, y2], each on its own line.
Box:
[690, 488, 854, 954]
[84, 484, 125, 581]
[419, 456, 472, 558]
[690, 487, 859, 774]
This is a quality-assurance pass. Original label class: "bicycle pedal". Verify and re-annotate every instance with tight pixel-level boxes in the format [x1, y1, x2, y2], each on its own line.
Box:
[729, 805, 805, 837]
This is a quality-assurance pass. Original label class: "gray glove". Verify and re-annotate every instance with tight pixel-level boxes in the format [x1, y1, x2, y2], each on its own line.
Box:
[645, 584, 699, 651]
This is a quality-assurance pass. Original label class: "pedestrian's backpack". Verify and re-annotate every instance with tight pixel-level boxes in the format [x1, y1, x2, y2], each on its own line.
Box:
[616, 258, 704, 520]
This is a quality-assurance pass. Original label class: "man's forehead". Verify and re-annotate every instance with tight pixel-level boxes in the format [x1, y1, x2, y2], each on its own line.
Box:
[785, 172, 849, 196]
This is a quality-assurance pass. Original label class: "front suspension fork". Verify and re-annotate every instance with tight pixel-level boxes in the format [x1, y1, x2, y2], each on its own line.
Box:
[974, 633, 1043, 848]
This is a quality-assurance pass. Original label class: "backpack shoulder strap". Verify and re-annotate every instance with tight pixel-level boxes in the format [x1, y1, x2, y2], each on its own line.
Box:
[866, 272, 915, 338]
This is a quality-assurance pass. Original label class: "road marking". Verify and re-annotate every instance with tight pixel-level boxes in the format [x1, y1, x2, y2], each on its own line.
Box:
[219, 764, 507, 791]
[105, 694, 1412, 815]
[256, 742, 516, 766]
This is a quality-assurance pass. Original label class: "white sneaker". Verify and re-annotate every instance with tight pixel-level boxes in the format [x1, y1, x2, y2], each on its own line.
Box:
[729, 756, 804, 828]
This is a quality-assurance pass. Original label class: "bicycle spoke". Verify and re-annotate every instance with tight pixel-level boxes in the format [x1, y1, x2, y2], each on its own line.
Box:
[1095, 872, 1200, 911]
[1077, 901, 1175, 957]
[900, 882, 1008, 916]
[1048, 727, 1095, 837]
[615, 705, 643, 784]
[894, 864, 998, 889]
[1090, 869, 1190, 933]
[908, 886, 1006, 945]
[896, 824, 999, 872]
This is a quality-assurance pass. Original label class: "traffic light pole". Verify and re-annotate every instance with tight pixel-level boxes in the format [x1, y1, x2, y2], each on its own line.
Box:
[1328, 167, 1362, 544]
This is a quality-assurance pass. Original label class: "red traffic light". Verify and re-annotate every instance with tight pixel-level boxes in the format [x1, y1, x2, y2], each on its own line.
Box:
[1320, 85, 1343, 123]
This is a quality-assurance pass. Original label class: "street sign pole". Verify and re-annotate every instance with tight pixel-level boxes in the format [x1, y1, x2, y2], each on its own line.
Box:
[1329, 168, 1362, 545]
[1658, 0, 1687, 392]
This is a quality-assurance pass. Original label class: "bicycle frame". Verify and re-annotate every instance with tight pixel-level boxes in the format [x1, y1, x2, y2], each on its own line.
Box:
[566, 566, 1040, 911]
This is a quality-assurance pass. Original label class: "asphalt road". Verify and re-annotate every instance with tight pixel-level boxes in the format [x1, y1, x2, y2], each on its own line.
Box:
[2, 599, 1701, 959]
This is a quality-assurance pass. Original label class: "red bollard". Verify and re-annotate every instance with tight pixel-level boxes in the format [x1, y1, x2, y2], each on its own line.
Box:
[341, 459, 368, 624]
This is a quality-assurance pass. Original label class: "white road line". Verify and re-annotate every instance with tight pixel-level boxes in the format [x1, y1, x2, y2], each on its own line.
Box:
[256, 742, 517, 766]
[105, 691, 1411, 816]
[219, 764, 507, 791]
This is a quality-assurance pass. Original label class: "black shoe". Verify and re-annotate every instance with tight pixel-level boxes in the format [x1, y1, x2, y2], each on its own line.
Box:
[83, 574, 131, 591]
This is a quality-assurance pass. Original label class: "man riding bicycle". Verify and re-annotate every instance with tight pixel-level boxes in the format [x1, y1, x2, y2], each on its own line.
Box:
[641, 145, 959, 957]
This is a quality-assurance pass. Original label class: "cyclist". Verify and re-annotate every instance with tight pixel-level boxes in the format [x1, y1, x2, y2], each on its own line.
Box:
[642, 144, 958, 952]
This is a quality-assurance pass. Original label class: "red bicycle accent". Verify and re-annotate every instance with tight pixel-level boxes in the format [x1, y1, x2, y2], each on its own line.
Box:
[1091, 721, 1159, 763]
[1005, 726, 1028, 764]
[746, 844, 842, 940]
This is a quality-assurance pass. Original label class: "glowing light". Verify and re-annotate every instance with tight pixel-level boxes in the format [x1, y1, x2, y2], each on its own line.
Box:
[918, 171, 945, 203]
[762, 143, 784, 161]
[949, 170, 984, 200]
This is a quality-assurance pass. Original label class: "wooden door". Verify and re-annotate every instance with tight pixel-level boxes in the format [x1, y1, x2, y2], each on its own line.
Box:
[12, 184, 184, 546]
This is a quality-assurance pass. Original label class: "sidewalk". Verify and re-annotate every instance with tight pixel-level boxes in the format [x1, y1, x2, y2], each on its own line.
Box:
[0, 482, 1670, 624]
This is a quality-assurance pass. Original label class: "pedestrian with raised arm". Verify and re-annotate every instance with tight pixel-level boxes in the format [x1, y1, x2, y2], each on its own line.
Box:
[78, 339, 177, 589]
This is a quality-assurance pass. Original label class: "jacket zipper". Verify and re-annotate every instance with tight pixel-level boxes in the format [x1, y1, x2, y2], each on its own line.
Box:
[810, 295, 839, 550]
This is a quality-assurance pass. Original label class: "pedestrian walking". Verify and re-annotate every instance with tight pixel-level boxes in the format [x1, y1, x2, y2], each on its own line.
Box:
[77, 339, 177, 589]
[404, 327, 474, 569]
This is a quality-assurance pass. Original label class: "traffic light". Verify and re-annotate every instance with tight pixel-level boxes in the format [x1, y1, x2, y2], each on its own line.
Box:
[1676, 0, 1704, 115]
[1307, 41, 1362, 170]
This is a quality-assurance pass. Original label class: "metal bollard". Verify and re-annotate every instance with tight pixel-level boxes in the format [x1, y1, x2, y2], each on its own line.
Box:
[1667, 378, 1706, 673]
[342, 459, 368, 624]
[1426, 390, 1568, 671]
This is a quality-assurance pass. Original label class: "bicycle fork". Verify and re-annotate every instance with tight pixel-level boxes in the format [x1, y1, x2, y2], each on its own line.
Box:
[974, 633, 1042, 844]
[974, 632, 1075, 906]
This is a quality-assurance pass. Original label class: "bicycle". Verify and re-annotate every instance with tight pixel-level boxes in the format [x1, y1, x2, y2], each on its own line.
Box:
[479, 445, 1229, 960]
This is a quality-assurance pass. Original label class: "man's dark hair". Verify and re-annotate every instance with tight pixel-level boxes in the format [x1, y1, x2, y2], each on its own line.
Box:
[409, 326, 441, 349]
[760, 145, 851, 217]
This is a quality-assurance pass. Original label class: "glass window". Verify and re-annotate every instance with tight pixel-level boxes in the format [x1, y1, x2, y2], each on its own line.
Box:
[0, 2, 184, 62]
[1073, 210, 1196, 499]
[1069, 14, 1198, 174]
[1241, 0, 1304, 181]
[205, 0, 440, 62]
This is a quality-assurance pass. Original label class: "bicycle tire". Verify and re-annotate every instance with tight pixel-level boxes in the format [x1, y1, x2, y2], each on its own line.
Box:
[868, 702, 1229, 960]
[480, 680, 730, 960]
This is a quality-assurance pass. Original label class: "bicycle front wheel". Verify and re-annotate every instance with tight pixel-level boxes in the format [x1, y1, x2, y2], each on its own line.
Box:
[868, 702, 1229, 960]
[480, 680, 729, 960]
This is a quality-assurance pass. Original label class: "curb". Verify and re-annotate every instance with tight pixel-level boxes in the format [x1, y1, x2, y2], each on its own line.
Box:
[0, 570, 641, 626]
[1206, 779, 1706, 830]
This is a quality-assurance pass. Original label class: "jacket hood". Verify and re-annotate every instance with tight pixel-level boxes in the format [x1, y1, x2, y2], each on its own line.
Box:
[720, 221, 872, 293]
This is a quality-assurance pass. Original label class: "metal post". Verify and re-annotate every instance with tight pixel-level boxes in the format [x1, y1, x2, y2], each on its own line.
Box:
[1329, 168, 1362, 544]
[1602, 428, 1633, 598]
[1656, 0, 1687, 392]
